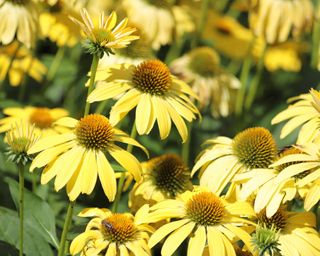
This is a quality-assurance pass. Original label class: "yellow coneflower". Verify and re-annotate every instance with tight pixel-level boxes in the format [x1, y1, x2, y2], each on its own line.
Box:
[252, 208, 320, 255]
[129, 154, 193, 213]
[70, 205, 153, 256]
[146, 187, 256, 256]
[28, 114, 146, 201]
[271, 88, 320, 144]
[249, 0, 313, 44]
[234, 146, 305, 217]
[0, 42, 47, 86]
[0, 106, 68, 137]
[171, 46, 240, 117]
[192, 127, 277, 195]
[0, 0, 39, 48]
[267, 143, 320, 211]
[87, 60, 200, 142]
[69, 8, 139, 57]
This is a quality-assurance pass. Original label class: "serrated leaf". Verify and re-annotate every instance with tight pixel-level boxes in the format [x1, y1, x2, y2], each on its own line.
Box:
[5, 178, 59, 249]
[0, 207, 53, 256]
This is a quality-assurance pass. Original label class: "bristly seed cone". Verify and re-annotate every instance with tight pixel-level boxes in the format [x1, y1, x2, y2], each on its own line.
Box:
[29, 108, 53, 129]
[232, 127, 277, 169]
[132, 60, 172, 95]
[75, 114, 114, 150]
[257, 209, 287, 231]
[186, 192, 225, 226]
[101, 214, 137, 243]
[151, 154, 192, 197]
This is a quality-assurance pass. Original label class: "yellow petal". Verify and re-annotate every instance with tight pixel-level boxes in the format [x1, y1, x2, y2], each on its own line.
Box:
[81, 150, 98, 194]
[187, 226, 206, 256]
[69, 230, 102, 254]
[207, 227, 225, 256]
[136, 93, 152, 135]
[54, 117, 78, 128]
[152, 96, 171, 140]
[106, 242, 117, 256]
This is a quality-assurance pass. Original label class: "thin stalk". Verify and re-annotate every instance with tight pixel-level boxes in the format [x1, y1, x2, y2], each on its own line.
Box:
[18, 164, 24, 256]
[244, 44, 267, 110]
[57, 201, 76, 256]
[96, 100, 108, 114]
[0, 42, 21, 89]
[112, 124, 137, 212]
[84, 54, 100, 116]
[182, 122, 192, 165]
[46, 47, 66, 82]
[192, 0, 210, 48]
[235, 37, 255, 116]
[311, 20, 320, 68]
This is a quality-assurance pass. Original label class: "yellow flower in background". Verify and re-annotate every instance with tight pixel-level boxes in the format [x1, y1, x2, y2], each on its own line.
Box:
[28, 114, 146, 201]
[0, 42, 47, 86]
[234, 147, 306, 217]
[249, 0, 313, 44]
[271, 89, 320, 144]
[304, 178, 320, 211]
[70, 205, 153, 256]
[0, 106, 68, 137]
[88, 60, 200, 142]
[147, 188, 256, 256]
[171, 46, 240, 117]
[0, 0, 39, 48]
[69, 8, 139, 57]
[192, 127, 277, 195]
[40, 5, 82, 47]
[268, 143, 320, 211]
[254, 208, 320, 255]
[129, 154, 193, 213]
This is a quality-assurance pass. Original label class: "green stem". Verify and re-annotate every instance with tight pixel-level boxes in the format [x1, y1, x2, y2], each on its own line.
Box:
[46, 47, 66, 82]
[235, 38, 255, 116]
[18, 164, 24, 256]
[192, 0, 210, 48]
[58, 201, 76, 256]
[182, 122, 192, 165]
[96, 100, 108, 114]
[84, 54, 100, 116]
[311, 19, 320, 68]
[0, 42, 21, 89]
[244, 44, 267, 110]
[112, 124, 137, 212]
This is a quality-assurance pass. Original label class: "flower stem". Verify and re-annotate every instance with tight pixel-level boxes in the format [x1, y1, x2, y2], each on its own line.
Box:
[182, 122, 192, 165]
[112, 124, 137, 212]
[192, 0, 210, 48]
[46, 46, 66, 82]
[58, 200, 76, 256]
[311, 19, 320, 69]
[18, 163, 24, 256]
[235, 37, 255, 116]
[244, 44, 267, 110]
[84, 54, 100, 116]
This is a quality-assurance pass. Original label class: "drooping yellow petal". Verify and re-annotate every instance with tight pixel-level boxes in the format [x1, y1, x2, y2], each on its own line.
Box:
[187, 226, 206, 256]
[126, 241, 150, 256]
[69, 230, 102, 254]
[106, 242, 117, 256]
[207, 227, 225, 256]
[153, 96, 172, 140]
[81, 149, 98, 194]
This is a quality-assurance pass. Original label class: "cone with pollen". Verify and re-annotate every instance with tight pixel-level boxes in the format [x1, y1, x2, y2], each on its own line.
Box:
[0, 106, 69, 137]
[87, 59, 200, 142]
[146, 187, 256, 256]
[252, 207, 320, 256]
[234, 145, 306, 217]
[192, 127, 277, 195]
[70, 205, 153, 256]
[129, 154, 193, 212]
[28, 114, 147, 201]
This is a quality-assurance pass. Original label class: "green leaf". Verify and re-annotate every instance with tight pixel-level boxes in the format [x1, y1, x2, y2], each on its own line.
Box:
[5, 177, 59, 249]
[0, 207, 53, 256]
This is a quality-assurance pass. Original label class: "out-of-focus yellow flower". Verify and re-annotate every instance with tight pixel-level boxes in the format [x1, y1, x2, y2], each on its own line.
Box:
[272, 89, 320, 144]
[192, 127, 277, 195]
[0, 42, 47, 86]
[249, 0, 313, 44]
[171, 46, 240, 117]
[40, 5, 82, 47]
[234, 146, 307, 217]
[253, 208, 320, 255]
[70, 8, 139, 57]
[88, 60, 200, 142]
[0, 0, 39, 48]
[0, 106, 68, 137]
[70, 206, 153, 256]
[129, 154, 193, 213]
[146, 187, 256, 256]
[28, 114, 146, 201]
